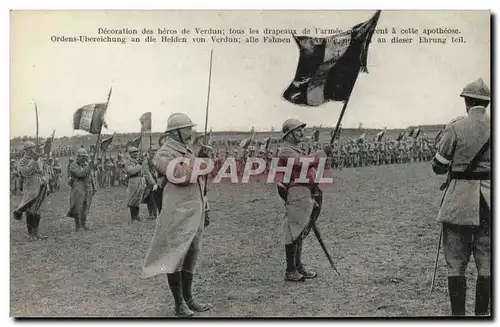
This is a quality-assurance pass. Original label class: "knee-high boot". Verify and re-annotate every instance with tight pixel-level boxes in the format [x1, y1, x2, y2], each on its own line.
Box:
[475, 276, 491, 316]
[448, 276, 466, 316]
[181, 271, 212, 312]
[167, 272, 194, 317]
[295, 239, 317, 279]
[32, 214, 48, 240]
[284, 242, 304, 282]
[26, 213, 35, 240]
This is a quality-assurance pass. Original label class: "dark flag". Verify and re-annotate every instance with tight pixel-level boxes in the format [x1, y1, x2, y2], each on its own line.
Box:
[435, 130, 443, 144]
[283, 11, 381, 106]
[73, 103, 108, 134]
[126, 136, 141, 149]
[100, 133, 115, 152]
[313, 129, 320, 142]
[396, 131, 405, 141]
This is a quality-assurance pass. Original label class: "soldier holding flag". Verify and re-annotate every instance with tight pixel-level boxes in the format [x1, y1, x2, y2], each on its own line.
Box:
[67, 148, 94, 232]
[276, 118, 332, 282]
[431, 78, 491, 316]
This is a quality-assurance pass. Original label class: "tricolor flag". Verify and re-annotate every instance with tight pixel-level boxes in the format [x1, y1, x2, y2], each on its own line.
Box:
[73, 103, 108, 134]
[396, 131, 405, 141]
[375, 127, 386, 142]
[357, 133, 366, 143]
[100, 133, 115, 152]
[140, 112, 152, 132]
[283, 11, 381, 106]
[407, 127, 421, 139]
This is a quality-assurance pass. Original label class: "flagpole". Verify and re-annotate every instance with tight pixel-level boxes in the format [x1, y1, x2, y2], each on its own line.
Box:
[203, 49, 214, 145]
[91, 87, 112, 169]
[33, 100, 40, 154]
[329, 76, 360, 145]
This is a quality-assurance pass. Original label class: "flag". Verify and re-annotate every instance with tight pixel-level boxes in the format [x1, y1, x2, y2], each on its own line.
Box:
[407, 127, 421, 139]
[73, 103, 108, 134]
[140, 112, 152, 132]
[100, 133, 115, 152]
[283, 11, 381, 106]
[357, 133, 366, 143]
[396, 131, 404, 141]
[313, 129, 320, 142]
[375, 129, 386, 142]
[260, 137, 271, 151]
[435, 130, 443, 143]
[126, 136, 141, 149]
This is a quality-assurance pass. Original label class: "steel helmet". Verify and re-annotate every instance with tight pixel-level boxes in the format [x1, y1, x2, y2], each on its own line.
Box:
[460, 78, 490, 101]
[165, 113, 196, 133]
[128, 146, 139, 153]
[76, 148, 88, 157]
[23, 141, 36, 150]
[282, 118, 306, 137]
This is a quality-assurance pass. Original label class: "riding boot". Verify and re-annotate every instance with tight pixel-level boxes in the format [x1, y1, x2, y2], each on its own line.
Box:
[26, 213, 35, 241]
[129, 207, 137, 223]
[284, 242, 305, 282]
[448, 276, 466, 316]
[167, 272, 194, 317]
[147, 201, 157, 219]
[295, 239, 317, 279]
[81, 212, 90, 231]
[133, 207, 141, 221]
[475, 276, 491, 316]
[32, 214, 48, 240]
[181, 271, 212, 312]
[74, 218, 81, 232]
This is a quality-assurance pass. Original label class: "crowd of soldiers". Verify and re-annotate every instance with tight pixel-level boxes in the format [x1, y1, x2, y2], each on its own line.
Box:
[10, 135, 437, 197]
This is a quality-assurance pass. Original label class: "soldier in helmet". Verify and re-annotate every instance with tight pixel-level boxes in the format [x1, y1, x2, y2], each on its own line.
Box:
[12, 141, 49, 241]
[67, 148, 94, 232]
[125, 147, 147, 223]
[141, 146, 159, 220]
[142, 113, 212, 317]
[276, 118, 332, 282]
[432, 78, 491, 316]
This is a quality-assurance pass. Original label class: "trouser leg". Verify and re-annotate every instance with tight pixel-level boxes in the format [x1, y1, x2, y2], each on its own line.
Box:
[166, 272, 194, 317]
[443, 223, 472, 316]
[474, 194, 491, 316]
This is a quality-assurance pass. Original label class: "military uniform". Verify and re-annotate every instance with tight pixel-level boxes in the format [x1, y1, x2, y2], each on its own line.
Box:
[142, 113, 212, 317]
[276, 118, 330, 282]
[12, 141, 49, 241]
[141, 148, 159, 220]
[67, 148, 94, 231]
[432, 78, 491, 316]
[125, 147, 146, 223]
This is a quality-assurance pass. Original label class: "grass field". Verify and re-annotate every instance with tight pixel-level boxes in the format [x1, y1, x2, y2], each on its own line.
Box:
[10, 160, 480, 317]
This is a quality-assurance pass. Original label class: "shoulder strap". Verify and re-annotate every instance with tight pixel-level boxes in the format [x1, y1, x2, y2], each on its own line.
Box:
[464, 137, 490, 173]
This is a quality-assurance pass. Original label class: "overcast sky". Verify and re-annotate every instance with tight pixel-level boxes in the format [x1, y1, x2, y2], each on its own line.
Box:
[10, 10, 490, 138]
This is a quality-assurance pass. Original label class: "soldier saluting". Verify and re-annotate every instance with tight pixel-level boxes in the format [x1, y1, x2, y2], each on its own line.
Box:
[67, 148, 94, 232]
[431, 78, 491, 316]
[276, 118, 332, 282]
[12, 141, 49, 241]
[142, 113, 212, 317]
